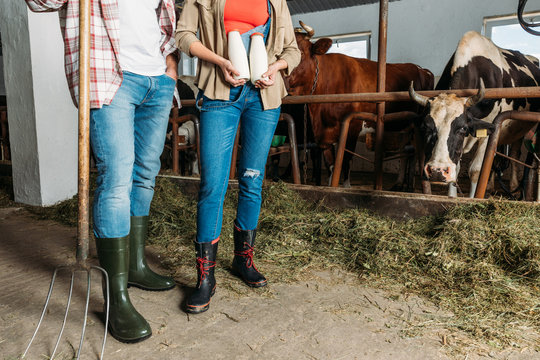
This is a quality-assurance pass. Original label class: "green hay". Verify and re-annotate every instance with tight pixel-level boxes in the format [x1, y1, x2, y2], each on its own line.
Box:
[5, 176, 540, 350]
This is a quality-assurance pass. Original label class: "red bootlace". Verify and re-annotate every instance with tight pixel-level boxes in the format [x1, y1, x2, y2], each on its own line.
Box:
[234, 242, 258, 270]
[196, 257, 216, 282]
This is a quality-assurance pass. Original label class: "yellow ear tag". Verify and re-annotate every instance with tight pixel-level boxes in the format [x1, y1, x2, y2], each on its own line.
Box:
[476, 129, 488, 138]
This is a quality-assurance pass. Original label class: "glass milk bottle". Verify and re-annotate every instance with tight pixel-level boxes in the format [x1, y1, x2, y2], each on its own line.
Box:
[227, 30, 250, 80]
[249, 32, 269, 83]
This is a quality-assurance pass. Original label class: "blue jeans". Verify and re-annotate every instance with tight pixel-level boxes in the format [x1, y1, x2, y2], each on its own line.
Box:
[197, 83, 280, 243]
[90, 71, 176, 239]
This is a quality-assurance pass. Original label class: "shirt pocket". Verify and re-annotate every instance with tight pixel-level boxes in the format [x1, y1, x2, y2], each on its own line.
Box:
[196, 0, 213, 10]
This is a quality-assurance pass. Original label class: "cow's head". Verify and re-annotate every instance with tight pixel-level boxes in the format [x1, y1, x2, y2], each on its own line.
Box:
[409, 79, 495, 184]
[285, 21, 333, 95]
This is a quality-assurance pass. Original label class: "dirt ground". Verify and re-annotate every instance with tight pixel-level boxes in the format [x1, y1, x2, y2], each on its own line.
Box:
[1, 207, 538, 360]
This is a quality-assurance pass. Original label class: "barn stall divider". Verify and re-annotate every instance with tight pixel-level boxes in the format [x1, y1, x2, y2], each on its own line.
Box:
[476, 110, 540, 200]
[169, 111, 201, 175]
[182, 87, 540, 199]
[280, 87, 540, 200]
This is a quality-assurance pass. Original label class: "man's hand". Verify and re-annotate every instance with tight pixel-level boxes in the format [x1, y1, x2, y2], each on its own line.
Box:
[165, 53, 179, 81]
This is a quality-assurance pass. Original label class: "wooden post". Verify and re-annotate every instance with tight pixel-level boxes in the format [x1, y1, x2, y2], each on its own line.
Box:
[374, 0, 388, 190]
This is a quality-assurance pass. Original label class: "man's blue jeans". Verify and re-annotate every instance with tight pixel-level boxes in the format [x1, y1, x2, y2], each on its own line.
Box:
[90, 71, 176, 239]
[197, 83, 280, 243]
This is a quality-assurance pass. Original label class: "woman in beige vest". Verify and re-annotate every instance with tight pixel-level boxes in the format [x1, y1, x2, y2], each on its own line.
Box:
[176, 0, 300, 314]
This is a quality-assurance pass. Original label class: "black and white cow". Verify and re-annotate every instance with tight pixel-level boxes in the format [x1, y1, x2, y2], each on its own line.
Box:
[409, 31, 540, 197]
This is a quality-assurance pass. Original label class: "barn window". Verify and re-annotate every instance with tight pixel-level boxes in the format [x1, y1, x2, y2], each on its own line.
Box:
[483, 12, 540, 60]
[316, 32, 371, 59]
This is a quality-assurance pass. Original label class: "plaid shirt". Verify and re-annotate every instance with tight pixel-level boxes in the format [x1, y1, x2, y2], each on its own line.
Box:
[25, 0, 177, 109]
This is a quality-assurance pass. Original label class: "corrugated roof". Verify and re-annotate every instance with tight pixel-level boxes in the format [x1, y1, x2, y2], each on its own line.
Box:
[287, 0, 381, 15]
[175, 1, 401, 16]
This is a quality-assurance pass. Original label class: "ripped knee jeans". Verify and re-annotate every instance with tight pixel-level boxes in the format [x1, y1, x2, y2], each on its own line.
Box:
[196, 83, 280, 243]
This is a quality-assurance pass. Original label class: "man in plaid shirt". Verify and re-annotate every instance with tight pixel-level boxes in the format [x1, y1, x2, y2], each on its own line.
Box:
[26, 0, 179, 343]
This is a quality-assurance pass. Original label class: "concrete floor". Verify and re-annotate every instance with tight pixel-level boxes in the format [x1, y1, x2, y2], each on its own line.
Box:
[1, 207, 538, 360]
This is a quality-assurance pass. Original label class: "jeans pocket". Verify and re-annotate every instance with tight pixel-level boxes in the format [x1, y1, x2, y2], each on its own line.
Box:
[228, 85, 242, 101]
[162, 73, 177, 86]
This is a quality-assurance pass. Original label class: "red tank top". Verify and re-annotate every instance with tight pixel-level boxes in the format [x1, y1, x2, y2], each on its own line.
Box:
[224, 0, 269, 35]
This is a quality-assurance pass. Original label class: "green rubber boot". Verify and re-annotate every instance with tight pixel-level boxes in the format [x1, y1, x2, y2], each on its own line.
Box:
[96, 236, 152, 343]
[128, 216, 176, 291]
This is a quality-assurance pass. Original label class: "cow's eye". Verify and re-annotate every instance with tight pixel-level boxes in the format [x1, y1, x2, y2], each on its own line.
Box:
[457, 126, 468, 135]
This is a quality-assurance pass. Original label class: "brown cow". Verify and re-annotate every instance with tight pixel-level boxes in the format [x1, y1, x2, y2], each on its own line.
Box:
[285, 22, 434, 188]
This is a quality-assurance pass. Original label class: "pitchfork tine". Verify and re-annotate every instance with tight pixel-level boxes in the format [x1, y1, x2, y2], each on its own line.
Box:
[21, 266, 63, 358]
[75, 270, 91, 359]
[72, 266, 109, 360]
[77, 266, 110, 360]
[22, 265, 109, 360]
[50, 269, 75, 359]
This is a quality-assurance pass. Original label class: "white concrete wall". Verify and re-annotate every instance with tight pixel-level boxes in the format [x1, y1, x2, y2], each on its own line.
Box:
[0, 55, 5, 97]
[0, 1, 77, 206]
[0, 31, 5, 97]
[291, 0, 538, 77]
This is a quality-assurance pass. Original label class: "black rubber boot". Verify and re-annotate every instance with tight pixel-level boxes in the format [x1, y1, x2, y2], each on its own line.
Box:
[96, 236, 152, 343]
[185, 239, 219, 314]
[231, 222, 267, 287]
[128, 216, 176, 291]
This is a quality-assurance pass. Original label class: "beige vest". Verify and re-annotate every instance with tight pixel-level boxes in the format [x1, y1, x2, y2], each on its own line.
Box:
[175, 0, 301, 110]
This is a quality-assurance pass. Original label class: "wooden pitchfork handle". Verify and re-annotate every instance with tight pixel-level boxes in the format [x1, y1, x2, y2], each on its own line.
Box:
[77, 0, 91, 265]
[22, 3, 109, 359]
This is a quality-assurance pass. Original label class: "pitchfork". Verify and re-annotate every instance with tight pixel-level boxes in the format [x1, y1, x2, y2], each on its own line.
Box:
[21, 0, 110, 358]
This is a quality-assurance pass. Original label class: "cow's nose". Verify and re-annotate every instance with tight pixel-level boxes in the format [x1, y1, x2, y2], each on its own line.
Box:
[425, 164, 452, 182]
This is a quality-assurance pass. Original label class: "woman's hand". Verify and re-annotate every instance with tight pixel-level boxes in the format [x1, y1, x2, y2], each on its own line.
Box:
[254, 60, 287, 89]
[219, 59, 246, 87]
[188, 41, 246, 87]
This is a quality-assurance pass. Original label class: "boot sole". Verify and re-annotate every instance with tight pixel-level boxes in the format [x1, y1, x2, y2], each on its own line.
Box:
[184, 288, 215, 314]
[128, 282, 176, 292]
[185, 303, 210, 314]
[109, 328, 152, 344]
[230, 267, 268, 288]
[245, 279, 267, 288]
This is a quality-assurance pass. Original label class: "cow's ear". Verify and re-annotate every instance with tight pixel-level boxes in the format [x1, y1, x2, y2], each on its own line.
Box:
[312, 38, 333, 55]
[467, 115, 495, 137]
